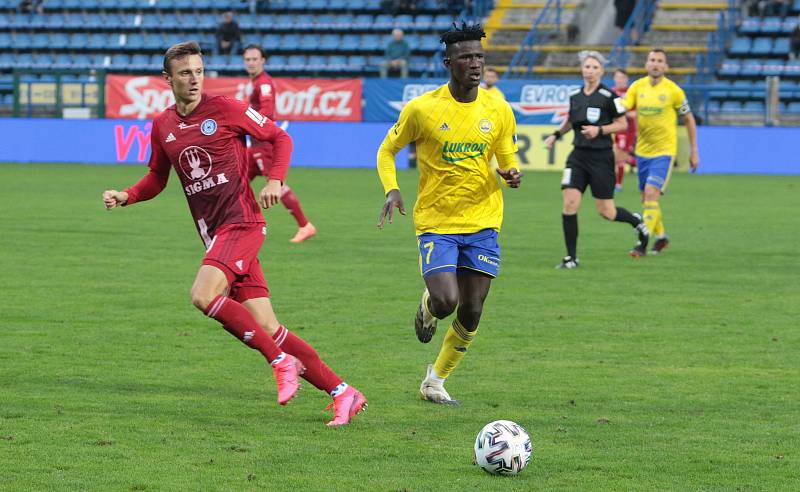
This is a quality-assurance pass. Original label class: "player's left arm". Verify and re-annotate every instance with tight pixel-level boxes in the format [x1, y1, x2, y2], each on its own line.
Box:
[676, 87, 699, 171]
[223, 98, 292, 208]
[495, 103, 522, 188]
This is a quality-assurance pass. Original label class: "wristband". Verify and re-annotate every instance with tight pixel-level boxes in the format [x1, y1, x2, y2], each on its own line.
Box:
[553, 130, 562, 140]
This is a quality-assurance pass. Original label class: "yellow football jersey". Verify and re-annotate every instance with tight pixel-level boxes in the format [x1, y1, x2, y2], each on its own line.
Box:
[377, 85, 518, 235]
[485, 85, 505, 100]
[624, 76, 690, 158]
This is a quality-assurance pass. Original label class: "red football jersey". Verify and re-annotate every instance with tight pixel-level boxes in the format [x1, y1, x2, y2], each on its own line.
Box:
[125, 94, 292, 246]
[249, 70, 275, 120]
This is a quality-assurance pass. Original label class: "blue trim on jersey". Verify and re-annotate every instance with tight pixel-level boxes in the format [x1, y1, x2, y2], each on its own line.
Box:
[636, 155, 672, 191]
[418, 229, 500, 278]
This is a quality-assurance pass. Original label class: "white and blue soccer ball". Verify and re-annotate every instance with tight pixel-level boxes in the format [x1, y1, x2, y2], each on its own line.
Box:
[473, 420, 533, 476]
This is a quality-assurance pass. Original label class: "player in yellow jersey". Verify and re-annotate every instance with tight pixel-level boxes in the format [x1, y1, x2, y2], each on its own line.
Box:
[623, 49, 699, 255]
[376, 23, 522, 405]
[481, 68, 505, 100]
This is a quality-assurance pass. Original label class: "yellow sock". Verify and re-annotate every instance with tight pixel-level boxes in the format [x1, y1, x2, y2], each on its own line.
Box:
[643, 201, 661, 237]
[654, 213, 665, 237]
[433, 318, 477, 379]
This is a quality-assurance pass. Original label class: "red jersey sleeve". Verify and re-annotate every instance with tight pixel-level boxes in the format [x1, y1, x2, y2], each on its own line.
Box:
[221, 97, 293, 183]
[124, 119, 170, 205]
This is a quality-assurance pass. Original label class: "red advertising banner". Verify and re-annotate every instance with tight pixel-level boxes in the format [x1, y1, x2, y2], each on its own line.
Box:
[105, 75, 362, 121]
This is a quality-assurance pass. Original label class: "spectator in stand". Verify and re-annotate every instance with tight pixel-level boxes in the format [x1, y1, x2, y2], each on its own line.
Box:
[216, 11, 242, 55]
[380, 29, 411, 79]
[614, 0, 635, 31]
[791, 17, 800, 59]
[19, 0, 44, 14]
[766, 0, 789, 17]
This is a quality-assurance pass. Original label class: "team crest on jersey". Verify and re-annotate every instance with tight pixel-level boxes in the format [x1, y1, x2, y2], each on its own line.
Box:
[659, 94, 667, 102]
[586, 107, 600, 123]
[479, 119, 492, 133]
[201, 118, 218, 135]
[178, 146, 213, 181]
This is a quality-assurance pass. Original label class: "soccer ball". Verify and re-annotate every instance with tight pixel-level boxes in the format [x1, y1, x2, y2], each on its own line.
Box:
[473, 420, 532, 476]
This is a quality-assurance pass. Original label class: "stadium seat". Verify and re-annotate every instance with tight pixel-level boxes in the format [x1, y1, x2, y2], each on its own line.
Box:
[730, 37, 752, 56]
[320, 34, 341, 50]
[373, 14, 394, 30]
[740, 59, 761, 77]
[0, 32, 12, 49]
[328, 55, 348, 69]
[267, 55, 287, 70]
[329, 0, 349, 10]
[71, 53, 92, 69]
[347, 54, 367, 70]
[785, 59, 800, 77]
[13, 32, 33, 48]
[773, 37, 790, 55]
[286, 0, 311, 11]
[751, 38, 773, 56]
[130, 54, 151, 71]
[306, 55, 328, 71]
[341, 34, 360, 50]
[54, 53, 73, 69]
[415, 15, 434, 30]
[742, 101, 765, 113]
[760, 17, 782, 34]
[720, 101, 741, 113]
[286, 55, 308, 70]
[111, 54, 131, 68]
[299, 34, 320, 51]
[761, 59, 784, 76]
[281, 34, 301, 51]
[353, 14, 373, 29]
[782, 17, 799, 34]
[786, 101, 800, 113]
[0, 53, 14, 70]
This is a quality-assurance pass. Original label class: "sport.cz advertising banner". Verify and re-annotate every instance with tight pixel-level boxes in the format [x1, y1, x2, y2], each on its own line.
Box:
[106, 75, 362, 122]
[362, 78, 582, 125]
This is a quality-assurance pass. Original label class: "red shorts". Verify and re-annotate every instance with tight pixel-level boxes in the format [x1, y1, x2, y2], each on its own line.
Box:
[202, 223, 269, 302]
[614, 132, 635, 153]
[247, 142, 274, 182]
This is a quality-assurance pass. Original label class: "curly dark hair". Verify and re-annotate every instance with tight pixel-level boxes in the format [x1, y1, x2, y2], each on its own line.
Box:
[439, 21, 486, 46]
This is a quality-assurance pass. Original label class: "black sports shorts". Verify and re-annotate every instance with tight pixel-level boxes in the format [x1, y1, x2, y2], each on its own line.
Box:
[561, 147, 615, 199]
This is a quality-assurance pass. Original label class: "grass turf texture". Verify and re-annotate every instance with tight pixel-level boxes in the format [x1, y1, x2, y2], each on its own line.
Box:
[0, 164, 798, 491]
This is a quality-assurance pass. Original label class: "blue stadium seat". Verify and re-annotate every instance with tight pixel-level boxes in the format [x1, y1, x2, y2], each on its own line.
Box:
[394, 15, 414, 30]
[320, 34, 341, 50]
[32, 53, 54, 69]
[49, 32, 69, 47]
[785, 59, 800, 77]
[353, 14, 373, 29]
[329, 0, 348, 10]
[126, 33, 147, 50]
[347, 54, 367, 70]
[70, 33, 88, 49]
[742, 101, 765, 113]
[130, 54, 151, 70]
[309, 0, 327, 10]
[434, 14, 454, 30]
[71, 54, 91, 69]
[365, 0, 381, 11]
[720, 101, 741, 113]
[281, 34, 301, 50]
[267, 55, 287, 70]
[328, 55, 348, 69]
[299, 34, 319, 51]
[261, 33, 282, 49]
[286, 0, 310, 11]
[63, 13, 85, 28]
[773, 37, 790, 55]
[334, 14, 355, 30]
[373, 14, 394, 30]
[0, 13, 9, 29]
[28, 13, 48, 29]
[760, 17, 782, 34]
[0, 53, 15, 70]
[237, 14, 257, 30]
[360, 34, 380, 50]
[786, 101, 800, 113]
[415, 15, 434, 30]
[316, 14, 337, 30]
[306, 55, 328, 71]
[294, 14, 316, 29]
[730, 80, 753, 99]
[13, 32, 33, 47]
[29, 32, 48, 49]
[751, 38, 773, 55]
[141, 14, 163, 29]
[335, 34, 357, 51]
[403, 33, 420, 50]
[0, 32, 12, 49]
[286, 55, 308, 70]
[739, 59, 761, 76]
[762, 59, 784, 76]
[92, 54, 111, 68]
[274, 14, 294, 30]
[730, 37, 752, 56]
[111, 54, 131, 68]
[1, 94, 13, 107]
[420, 35, 440, 51]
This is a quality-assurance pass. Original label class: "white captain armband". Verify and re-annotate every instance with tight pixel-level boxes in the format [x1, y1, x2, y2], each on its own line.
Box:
[678, 99, 691, 115]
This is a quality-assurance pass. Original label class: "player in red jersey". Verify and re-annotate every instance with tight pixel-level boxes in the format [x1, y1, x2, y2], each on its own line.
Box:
[102, 42, 365, 426]
[243, 44, 317, 243]
[611, 69, 637, 192]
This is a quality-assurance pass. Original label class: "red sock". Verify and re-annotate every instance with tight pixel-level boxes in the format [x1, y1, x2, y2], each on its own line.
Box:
[615, 161, 624, 187]
[205, 295, 282, 362]
[273, 325, 342, 393]
[280, 186, 309, 227]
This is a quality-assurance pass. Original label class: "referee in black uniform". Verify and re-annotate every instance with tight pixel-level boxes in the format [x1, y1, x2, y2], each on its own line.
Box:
[545, 51, 649, 269]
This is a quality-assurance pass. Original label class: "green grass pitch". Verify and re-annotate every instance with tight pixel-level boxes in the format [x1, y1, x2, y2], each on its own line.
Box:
[0, 164, 798, 490]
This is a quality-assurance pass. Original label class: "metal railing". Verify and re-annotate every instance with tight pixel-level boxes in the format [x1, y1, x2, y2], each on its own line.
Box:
[607, 0, 657, 70]
[505, 0, 563, 79]
[692, 0, 740, 85]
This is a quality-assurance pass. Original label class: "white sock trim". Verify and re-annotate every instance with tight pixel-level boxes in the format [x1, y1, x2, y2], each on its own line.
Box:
[330, 382, 348, 397]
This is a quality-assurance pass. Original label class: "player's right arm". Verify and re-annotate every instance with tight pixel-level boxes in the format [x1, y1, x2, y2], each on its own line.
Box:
[376, 101, 419, 228]
[104, 120, 170, 210]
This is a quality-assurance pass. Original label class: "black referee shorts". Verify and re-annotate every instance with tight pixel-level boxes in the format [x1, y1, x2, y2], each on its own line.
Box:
[561, 148, 615, 200]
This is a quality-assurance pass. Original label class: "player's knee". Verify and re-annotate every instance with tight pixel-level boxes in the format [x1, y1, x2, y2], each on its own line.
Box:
[190, 287, 215, 312]
[430, 291, 458, 318]
[598, 208, 615, 220]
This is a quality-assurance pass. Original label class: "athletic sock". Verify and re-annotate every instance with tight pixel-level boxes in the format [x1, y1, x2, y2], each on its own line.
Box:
[643, 201, 662, 238]
[330, 382, 348, 397]
[280, 186, 309, 227]
[613, 206, 640, 227]
[654, 214, 666, 237]
[432, 318, 477, 380]
[204, 295, 282, 362]
[272, 325, 343, 393]
[615, 162, 624, 187]
[562, 213, 578, 259]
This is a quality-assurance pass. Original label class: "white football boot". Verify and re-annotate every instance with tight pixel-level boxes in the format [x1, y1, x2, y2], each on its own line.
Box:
[419, 364, 459, 405]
